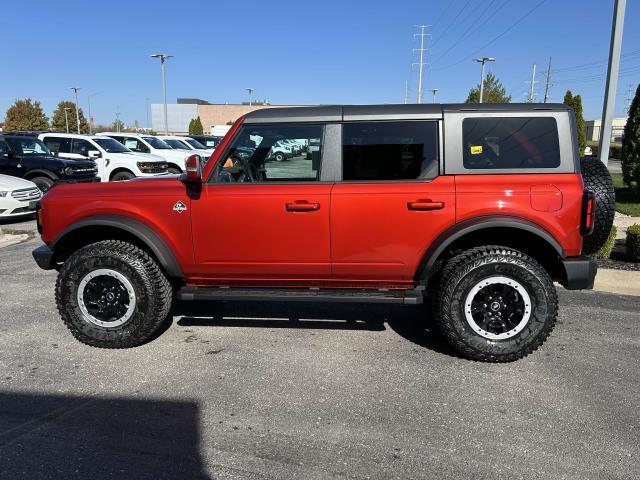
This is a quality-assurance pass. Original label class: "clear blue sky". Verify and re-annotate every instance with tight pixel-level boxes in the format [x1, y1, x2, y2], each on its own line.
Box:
[1, 0, 638, 126]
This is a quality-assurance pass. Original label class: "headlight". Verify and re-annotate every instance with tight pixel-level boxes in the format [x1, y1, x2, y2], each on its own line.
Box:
[137, 162, 166, 172]
[0, 191, 7, 197]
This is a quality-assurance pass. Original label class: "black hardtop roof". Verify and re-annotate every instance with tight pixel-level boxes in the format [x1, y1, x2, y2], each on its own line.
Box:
[243, 103, 571, 123]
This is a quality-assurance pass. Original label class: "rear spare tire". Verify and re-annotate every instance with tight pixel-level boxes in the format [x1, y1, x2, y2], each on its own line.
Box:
[580, 157, 615, 255]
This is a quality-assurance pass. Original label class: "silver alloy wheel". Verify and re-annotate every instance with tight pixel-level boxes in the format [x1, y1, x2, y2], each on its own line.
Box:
[464, 276, 532, 340]
[77, 269, 136, 328]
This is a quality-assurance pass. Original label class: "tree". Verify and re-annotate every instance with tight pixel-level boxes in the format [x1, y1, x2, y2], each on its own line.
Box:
[563, 91, 586, 153]
[622, 84, 640, 188]
[112, 118, 125, 132]
[4, 98, 49, 131]
[51, 100, 89, 133]
[465, 72, 511, 103]
[188, 117, 204, 135]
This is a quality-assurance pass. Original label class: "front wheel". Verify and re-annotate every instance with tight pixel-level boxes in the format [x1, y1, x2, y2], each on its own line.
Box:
[31, 176, 55, 192]
[434, 246, 558, 362]
[110, 171, 135, 182]
[55, 240, 173, 348]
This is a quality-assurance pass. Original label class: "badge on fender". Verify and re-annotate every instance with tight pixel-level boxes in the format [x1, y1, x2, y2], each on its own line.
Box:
[173, 201, 187, 213]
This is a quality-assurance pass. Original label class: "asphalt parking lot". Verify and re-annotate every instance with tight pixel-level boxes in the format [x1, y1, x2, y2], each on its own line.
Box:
[0, 223, 639, 480]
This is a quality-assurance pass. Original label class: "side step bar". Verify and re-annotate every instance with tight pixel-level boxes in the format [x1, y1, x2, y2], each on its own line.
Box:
[177, 286, 424, 305]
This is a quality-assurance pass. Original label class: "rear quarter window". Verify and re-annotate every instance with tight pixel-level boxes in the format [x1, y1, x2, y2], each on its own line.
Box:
[462, 117, 560, 170]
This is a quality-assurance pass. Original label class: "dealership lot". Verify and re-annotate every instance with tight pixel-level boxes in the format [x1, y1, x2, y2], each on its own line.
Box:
[0, 230, 638, 479]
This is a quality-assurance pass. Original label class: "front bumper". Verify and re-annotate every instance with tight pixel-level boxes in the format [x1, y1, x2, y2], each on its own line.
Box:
[561, 256, 597, 290]
[32, 244, 55, 270]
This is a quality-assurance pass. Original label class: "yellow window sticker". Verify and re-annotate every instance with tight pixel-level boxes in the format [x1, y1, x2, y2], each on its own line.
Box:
[470, 145, 483, 155]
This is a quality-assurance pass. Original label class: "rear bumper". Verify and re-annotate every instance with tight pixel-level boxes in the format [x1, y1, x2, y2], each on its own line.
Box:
[32, 244, 54, 270]
[561, 256, 597, 290]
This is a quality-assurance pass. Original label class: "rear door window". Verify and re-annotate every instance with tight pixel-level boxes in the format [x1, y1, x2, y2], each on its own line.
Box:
[342, 121, 439, 181]
[42, 137, 71, 154]
[71, 139, 95, 156]
[462, 117, 560, 169]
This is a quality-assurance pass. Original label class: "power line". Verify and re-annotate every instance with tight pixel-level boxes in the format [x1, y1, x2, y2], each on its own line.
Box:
[431, 0, 457, 30]
[433, 0, 549, 71]
[430, 0, 472, 48]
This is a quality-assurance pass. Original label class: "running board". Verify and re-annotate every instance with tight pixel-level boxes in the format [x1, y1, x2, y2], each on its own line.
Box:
[177, 286, 424, 305]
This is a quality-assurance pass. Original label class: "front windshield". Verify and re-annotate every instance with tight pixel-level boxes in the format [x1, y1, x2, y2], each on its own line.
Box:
[94, 137, 130, 153]
[164, 139, 188, 149]
[6, 137, 50, 156]
[185, 138, 207, 149]
[142, 136, 172, 149]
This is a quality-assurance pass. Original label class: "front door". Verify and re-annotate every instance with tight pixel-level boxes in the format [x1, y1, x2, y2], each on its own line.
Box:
[0, 138, 21, 177]
[190, 122, 332, 283]
[331, 120, 456, 284]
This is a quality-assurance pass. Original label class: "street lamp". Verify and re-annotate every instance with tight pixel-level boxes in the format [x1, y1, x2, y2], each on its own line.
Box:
[150, 53, 173, 134]
[474, 57, 495, 103]
[430, 88, 439, 103]
[245, 88, 254, 106]
[87, 92, 100, 134]
[64, 107, 71, 134]
[70, 87, 82, 133]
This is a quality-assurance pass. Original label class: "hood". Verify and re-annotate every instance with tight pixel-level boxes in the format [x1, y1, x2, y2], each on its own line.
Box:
[154, 149, 189, 161]
[111, 152, 166, 163]
[0, 174, 37, 191]
[19, 154, 96, 167]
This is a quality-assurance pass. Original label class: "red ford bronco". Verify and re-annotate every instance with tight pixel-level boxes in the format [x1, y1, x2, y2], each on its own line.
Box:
[32, 104, 615, 362]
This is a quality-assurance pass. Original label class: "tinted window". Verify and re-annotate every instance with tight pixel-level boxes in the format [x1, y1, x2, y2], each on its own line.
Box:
[212, 124, 323, 183]
[71, 139, 95, 156]
[143, 136, 172, 149]
[42, 137, 71, 154]
[462, 117, 560, 169]
[5, 137, 50, 156]
[0, 139, 8, 156]
[164, 139, 187, 149]
[342, 121, 439, 181]
[94, 138, 129, 153]
[185, 138, 206, 149]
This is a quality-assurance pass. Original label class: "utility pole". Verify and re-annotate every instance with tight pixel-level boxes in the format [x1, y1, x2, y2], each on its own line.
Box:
[245, 88, 254, 106]
[64, 107, 71, 134]
[115, 112, 122, 133]
[625, 84, 634, 114]
[430, 88, 439, 103]
[543, 57, 553, 103]
[150, 53, 173, 135]
[599, 0, 627, 166]
[413, 25, 431, 104]
[527, 64, 538, 103]
[70, 87, 81, 133]
[87, 93, 99, 134]
[474, 57, 495, 103]
[404, 80, 409, 104]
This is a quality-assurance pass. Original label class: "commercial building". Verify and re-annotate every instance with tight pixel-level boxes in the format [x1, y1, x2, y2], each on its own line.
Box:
[151, 99, 305, 134]
[585, 117, 627, 143]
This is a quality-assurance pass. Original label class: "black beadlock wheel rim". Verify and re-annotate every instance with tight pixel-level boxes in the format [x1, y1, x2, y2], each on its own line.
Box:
[77, 269, 136, 328]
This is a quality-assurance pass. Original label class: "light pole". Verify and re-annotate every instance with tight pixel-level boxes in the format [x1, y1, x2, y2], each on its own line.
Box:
[150, 53, 173, 135]
[430, 88, 439, 103]
[64, 108, 71, 134]
[474, 57, 495, 103]
[145, 97, 150, 131]
[245, 88, 254, 106]
[70, 87, 82, 133]
[87, 92, 100, 134]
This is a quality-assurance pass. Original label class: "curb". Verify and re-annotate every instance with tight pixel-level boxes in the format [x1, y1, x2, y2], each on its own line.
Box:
[593, 268, 640, 296]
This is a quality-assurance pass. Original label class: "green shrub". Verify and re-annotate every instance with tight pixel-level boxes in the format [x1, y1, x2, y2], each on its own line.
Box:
[626, 224, 640, 262]
[591, 226, 617, 259]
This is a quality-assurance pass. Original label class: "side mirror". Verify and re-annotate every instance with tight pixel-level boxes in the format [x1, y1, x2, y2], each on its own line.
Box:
[185, 154, 202, 182]
[88, 150, 101, 159]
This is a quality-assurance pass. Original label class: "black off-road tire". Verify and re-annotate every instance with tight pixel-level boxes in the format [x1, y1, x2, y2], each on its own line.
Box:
[580, 157, 615, 255]
[434, 246, 558, 362]
[110, 171, 135, 182]
[55, 240, 173, 348]
[31, 176, 55, 192]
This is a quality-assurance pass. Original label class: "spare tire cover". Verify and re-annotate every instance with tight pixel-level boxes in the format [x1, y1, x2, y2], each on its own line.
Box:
[580, 157, 616, 255]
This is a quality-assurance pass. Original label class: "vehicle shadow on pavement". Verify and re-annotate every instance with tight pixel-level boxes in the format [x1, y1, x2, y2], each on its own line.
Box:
[0, 391, 211, 480]
[174, 300, 453, 356]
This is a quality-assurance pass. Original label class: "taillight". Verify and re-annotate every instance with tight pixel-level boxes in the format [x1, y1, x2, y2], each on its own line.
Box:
[581, 190, 595, 236]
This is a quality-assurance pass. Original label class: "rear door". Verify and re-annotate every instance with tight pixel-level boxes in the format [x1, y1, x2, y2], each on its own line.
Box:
[331, 119, 456, 284]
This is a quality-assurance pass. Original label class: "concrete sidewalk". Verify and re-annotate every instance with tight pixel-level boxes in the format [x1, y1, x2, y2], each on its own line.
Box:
[594, 268, 640, 296]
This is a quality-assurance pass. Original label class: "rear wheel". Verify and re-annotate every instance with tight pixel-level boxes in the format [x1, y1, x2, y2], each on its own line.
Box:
[434, 246, 558, 362]
[31, 176, 55, 192]
[55, 240, 173, 348]
[580, 157, 615, 255]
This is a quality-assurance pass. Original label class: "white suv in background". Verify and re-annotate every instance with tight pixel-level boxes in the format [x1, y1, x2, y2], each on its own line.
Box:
[39, 133, 168, 182]
[102, 133, 191, 174]
[0, 174, 41, 218]
[158, 135, 214, 160]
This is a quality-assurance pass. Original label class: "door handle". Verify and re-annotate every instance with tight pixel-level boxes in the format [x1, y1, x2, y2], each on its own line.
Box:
[407, 199, 445, 211]
[286, 201, 320, 212]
